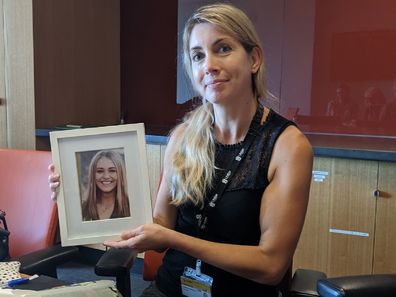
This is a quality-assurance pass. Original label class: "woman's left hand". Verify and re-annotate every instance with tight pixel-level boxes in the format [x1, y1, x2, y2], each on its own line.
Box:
[104, 223, 171, 252]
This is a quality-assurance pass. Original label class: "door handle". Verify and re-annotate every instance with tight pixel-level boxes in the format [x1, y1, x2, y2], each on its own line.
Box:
[373, 189, 381, 198]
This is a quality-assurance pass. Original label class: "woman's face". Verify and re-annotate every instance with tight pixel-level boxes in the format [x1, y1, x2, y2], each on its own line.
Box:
[188, 23, 259, 104]
[95, 157, 118, 193]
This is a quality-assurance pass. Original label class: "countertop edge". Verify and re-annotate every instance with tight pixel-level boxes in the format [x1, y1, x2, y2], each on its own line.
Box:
[36, 129, 396, 162]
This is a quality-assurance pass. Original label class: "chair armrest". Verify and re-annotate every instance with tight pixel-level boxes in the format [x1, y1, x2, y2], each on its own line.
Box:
[95, 247, 137, 277]
[290, 268, 327, 297]
[12, 244, 80, 277]
[317, 274, 396, 297]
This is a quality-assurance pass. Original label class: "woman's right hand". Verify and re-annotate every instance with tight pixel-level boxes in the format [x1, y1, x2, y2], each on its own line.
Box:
[48, 164, 61, 201]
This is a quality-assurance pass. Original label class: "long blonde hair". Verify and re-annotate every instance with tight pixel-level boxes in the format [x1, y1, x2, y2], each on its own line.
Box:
[170, 3, 267, 207]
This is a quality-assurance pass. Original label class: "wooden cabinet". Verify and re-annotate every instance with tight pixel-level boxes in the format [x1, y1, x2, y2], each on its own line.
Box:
[146, 143, 166, 207]
[294, 157, 396, 276]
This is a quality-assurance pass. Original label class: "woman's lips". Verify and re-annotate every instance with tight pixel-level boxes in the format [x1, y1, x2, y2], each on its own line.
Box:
[101, 181, 113, 185]
[206, 79, 227, 88]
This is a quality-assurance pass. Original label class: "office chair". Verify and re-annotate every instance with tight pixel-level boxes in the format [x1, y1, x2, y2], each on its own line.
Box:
[0, 148, 135, 297]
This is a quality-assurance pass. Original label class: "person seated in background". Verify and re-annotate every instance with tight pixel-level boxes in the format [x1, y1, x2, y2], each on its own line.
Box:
[50, 3, 313, 296]
[379, 79, 396, 125]
[361, 86, 386, 122]
[326, 83, 355, 123]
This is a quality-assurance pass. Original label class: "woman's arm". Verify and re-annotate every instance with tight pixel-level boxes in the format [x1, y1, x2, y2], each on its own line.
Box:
[106, 125, 313, 285]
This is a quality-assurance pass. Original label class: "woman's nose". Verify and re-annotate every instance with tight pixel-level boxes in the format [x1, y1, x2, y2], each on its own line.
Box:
[203, 54, 219, 74]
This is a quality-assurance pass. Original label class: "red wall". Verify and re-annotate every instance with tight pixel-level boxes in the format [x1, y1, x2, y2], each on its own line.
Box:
[121, 0, 396, 138]
[121, 0, 179, 135]
[309, 0, 396, 136]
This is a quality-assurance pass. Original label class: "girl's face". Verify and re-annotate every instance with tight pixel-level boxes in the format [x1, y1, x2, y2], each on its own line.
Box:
[95, 157, 118, 193]
[188, 23, 260, 105]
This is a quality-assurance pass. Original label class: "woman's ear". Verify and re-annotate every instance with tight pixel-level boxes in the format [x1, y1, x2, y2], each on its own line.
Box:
[250, 47, 262, 74]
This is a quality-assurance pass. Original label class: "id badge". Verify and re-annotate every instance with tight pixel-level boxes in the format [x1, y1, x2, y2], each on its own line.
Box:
[180, 260, 213, 297]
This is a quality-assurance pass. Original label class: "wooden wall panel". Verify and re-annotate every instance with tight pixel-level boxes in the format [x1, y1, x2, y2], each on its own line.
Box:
[373, 162, 396, 273]
[33, 0, 120, 130]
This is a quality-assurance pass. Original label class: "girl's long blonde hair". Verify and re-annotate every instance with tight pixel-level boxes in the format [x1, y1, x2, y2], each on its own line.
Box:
[170, 3, 267, 207]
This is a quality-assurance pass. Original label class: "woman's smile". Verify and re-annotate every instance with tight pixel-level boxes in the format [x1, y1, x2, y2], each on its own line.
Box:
[95, 156, 118, 193]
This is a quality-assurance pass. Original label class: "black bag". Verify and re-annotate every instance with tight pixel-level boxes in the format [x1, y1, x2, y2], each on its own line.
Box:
[0, 210, 10, 261]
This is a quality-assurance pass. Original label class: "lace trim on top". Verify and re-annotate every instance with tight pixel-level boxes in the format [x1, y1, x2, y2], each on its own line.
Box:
[213, 106, 293, 192]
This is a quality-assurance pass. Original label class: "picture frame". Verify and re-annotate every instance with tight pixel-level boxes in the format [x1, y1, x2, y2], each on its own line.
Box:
[50, 123, 153, 246]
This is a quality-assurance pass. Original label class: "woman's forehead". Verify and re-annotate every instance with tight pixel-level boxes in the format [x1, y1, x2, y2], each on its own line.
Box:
[189, 23, 236, 47]
[97, 156, 115, 166]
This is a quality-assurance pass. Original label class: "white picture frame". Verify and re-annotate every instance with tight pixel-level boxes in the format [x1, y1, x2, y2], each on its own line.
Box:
[50, 123, 153, 246]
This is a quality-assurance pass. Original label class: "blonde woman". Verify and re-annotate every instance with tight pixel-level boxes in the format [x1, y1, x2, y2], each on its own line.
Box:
[81, 150, 130, 221]
[51, 3, 312, 296]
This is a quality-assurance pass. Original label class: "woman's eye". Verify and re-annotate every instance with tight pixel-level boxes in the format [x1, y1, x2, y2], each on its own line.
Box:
[96, 169, 104, 174]
[219, 45, 232, 53]
[192, 52, 204, 62]
[109, 169, 117, 174]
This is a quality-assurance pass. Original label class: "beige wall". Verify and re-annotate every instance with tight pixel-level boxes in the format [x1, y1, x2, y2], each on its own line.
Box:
[0, 0, 35, 149]
[0, 0, 6, 147]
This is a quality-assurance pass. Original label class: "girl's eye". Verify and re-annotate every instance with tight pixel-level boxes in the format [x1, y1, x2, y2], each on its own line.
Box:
[96, 169, 104, 174]
[109, 168, 117, 174]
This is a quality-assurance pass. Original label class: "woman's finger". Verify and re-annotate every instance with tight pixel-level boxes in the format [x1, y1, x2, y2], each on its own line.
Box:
[120, 228, 140, 240]
[104, 238, 134, 249]
[49, 181, 60, 190]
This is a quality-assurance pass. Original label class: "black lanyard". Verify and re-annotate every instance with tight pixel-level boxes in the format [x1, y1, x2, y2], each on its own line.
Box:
[196, 104, 263, 234]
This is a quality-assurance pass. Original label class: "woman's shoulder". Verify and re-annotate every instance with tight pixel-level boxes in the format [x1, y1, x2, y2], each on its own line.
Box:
[267, 124, 312, 181]
[275, 125, 313, 162]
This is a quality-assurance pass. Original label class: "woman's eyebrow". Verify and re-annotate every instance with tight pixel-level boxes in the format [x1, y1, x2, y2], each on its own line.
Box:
[190, 37, 230, 51]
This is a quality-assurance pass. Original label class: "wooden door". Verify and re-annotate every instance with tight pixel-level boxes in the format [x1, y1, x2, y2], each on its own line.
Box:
[373, 161, 396, 273]
[294, 157, 332, 273]
[326, 158, 377, 276]
[294, 157, 378, 276]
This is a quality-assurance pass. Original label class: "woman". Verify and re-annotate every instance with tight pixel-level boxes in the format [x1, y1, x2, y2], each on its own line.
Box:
[81, 150, 130, 221]
[50, 3, 312, 296]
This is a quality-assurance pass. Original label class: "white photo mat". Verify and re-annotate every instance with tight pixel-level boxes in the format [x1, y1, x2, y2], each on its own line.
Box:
[50, 123, 153, 246]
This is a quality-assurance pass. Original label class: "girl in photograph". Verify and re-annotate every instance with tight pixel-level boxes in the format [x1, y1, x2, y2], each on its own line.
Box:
[81, 150, 130, 221]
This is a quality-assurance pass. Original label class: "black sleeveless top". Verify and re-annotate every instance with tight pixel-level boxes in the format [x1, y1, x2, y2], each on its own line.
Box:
[156, 106, 295, 297]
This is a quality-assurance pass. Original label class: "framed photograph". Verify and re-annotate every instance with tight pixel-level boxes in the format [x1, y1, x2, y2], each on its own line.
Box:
[50, 123, 153, 246]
